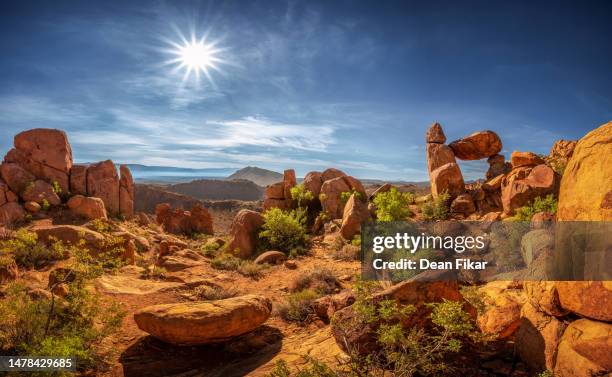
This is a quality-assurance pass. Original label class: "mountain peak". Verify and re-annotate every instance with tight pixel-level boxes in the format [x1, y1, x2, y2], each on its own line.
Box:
[228, 166, 282, 186]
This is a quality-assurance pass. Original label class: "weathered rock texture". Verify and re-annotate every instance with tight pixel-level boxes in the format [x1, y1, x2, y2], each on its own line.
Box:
[226, 209, 265, 258]
[449, 130, 502, 160]
[155, 203, 214, 236]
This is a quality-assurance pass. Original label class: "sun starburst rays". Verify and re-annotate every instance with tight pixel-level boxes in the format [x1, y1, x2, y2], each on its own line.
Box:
[162, 29, 229, 87]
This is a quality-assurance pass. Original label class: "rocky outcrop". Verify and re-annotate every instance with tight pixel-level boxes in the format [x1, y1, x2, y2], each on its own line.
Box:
[429, 162, 465, 199]
[425, 123, 465, 199]
[555, 281, 612, 322]
[262, 169, 297, 211]
[87, 160, 120, 215]
[510, 151, 545, 168]
[67, 195, 107, 220]
[449, 130, 502, 160]
[33, 224, 106, 249]
[134, 295, 272, 345]
[155, 203, 213, 236]
[119, 165, 134, 219]
[226, 209, 264, 258]
[340, 193, 370, 240]
[477, 281, 525, 340]
[303, 171, 324, 199]
[450, 193, 476, 216]
[501, 164, 559, 215]
[554, 319, 612, 377]
[557, 121, 611, 221]
[0, 202, 25, 225]
[21, 180, 61, 206]
[486, 154, 511, 179]
[426, 122, 446, 143]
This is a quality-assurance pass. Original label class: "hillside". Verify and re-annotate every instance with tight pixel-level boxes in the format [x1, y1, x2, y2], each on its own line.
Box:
[166, 179, 264, 201]
[227, 166, 282, 186]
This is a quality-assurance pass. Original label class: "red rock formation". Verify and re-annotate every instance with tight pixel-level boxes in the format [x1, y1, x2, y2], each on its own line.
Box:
[119, 165, 134, 219]
[155, 203, 213, 236]
[86, 160, 120, 215]
[449, 130, 502, 160]
[226, 209, 264, 258]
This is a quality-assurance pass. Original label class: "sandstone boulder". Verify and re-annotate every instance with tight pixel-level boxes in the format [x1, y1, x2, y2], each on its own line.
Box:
[21, 180, 61, 206]
[477, 293, 522, 339]
[283, 169, 297, 207]
[313, 290, 356, 322]
[87, 160, 120, 215]
[33, 224, 105, 249]
[516, 301, 567, 371]
[303, 171, 324, 198]
[0, 203, 25, 226]
[426, 143, 457, 172]
[501, 164, 559, 215]
[320, 176, 351, 219]
[265, 182, 285, 199]
[557, 122, 612, 221]
[549, 139, 577, 161]
[556, 281, 612, 322]
[24, 201, 41, 213]
[69, 164, 88, 195]
[226, 210, 265, 258]
[554, 319, 612, 377]
[254, 250, 287, 265]
[510, 151, 545, 168]
[450, 193, 476, 216]
[449, 130, 502, 160]
[523, 281, 567, 317]
[426, 122, 446, 143]
[486, 154, 511, 179]
[340, 193, 370, 240]
[0, 162, 35, 194]
[430, 162, 465, 199]
[263, 198, 289, 211]
[321, 168, 346, 182]
[67, 195, 107, 220]
[134, 295, 272, 345]
[13, 128, 72, 173]
[155, 203, 213, 236]
[521, 229, 554, 266]
[119, 165, 134, 219]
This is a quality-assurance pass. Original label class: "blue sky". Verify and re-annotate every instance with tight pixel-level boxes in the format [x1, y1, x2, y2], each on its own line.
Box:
[1, 0, 611, 181]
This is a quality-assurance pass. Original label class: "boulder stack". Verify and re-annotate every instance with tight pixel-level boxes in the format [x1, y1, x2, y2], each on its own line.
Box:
[425, 123, 465, 199]
[263, 169, 297, 211]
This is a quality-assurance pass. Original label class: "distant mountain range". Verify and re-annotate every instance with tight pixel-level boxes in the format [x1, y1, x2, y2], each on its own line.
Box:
[227, 166, 283, 186]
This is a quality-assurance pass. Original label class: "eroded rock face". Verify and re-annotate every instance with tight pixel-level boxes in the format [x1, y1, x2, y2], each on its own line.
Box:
[554, 319, 612, 377]
[67, 195, 107, 220]
[0, 202, 25, 225]
[549, 139, 577, 161]
[87, 160, 120, 215]
[265, 182, 285, 199]
[426, 143, 457, 172]
[155, 203, 213, 236]
[119, 165, 135, 219]
[430, 162, 465, 199]
[21, 180, 61, 206]
[501, 164, 559, 215]
[340, 193, 370, 240]
[226, 209, 264, 258]
[486, 154, 511, 179]
[303, 171, 324, 198]
[320, 177, 351, 219]
[283, 169, 297, 208]
[0, 162, 35, 195]
[557, 122, 612, 221]
[133, 295, 272, 345]
[516, 301, 567, 371]
[321, 168, 347, 182]
[69, 164, 88, 195]
[449, 131, 502, 160]
[555, 281, 612, 322]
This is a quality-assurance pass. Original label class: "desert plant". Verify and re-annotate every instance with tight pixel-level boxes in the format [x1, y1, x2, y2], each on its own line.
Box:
[373, 187, 414, 222]
[89, 218, 113, 234]
[238, 260, 268, 279]
[192, 285, 237, 300]
[421, 191, 450, 221]
[277, 289, 320, 322]
[199, 241, 222, 258]
[41, 199, 50, 211]
[211, 253, 242, 271]
[259, 208, 308, 254]
[340, 189, 363, 204]
[514, 194, 558, 221]
[290, 184, 315, 208]
[331, 244, 360, 261]
[290, 269, 340, 294]
[0, 229, 64, 269]
[140, 265, 167, 280]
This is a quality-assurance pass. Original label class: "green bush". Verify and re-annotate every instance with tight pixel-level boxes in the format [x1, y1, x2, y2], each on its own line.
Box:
[0, 229, 63, 269]
[0, 246, 125, 373]
[340, 189, 363, 204]
[514, 194, 558, 221]
[211, 253, 242, 271]
[290, 184, 315, 208]
[199, 241, 222, 258]
[259, 208, 308, 254]
[421, 191, 450, 220]
[373, 187, 414, 222]
[277, 289, 320, 322]
[237, 260, 268, 279]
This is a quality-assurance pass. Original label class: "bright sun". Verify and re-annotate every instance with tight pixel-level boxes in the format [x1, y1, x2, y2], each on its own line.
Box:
[164, 31, 227, 85]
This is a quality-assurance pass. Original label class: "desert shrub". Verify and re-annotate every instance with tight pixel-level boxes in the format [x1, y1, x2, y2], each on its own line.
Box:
[199, 241, 222, 258]
[89, 218, 113, 234]
[290, 184, 315, 208]
[421, 191, 450, 221]
[51, 181, 62, 195]
[41, 199, 51, 211]
[514, 194, 558, 221]
[238, 260, 268, 279]
[277, 289, 320, 323]
[192, 285, 237, 300]
[373, 188, 414, 222]
[537, 371, 554, 377]
[211, 253, 242, 271]
[0, 229, 64, 269]
[460, 286, 487, 315]
[140, 265, 166, 280]
[267, 358, 336, 377]
[331, 244, 360, 261]
[259, 208, 308, 254]
[0, 247, 125, 373]
[290, 269, 340, 294]
[340, 189, 363, 204]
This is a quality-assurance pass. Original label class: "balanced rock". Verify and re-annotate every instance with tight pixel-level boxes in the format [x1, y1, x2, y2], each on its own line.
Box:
[426, 143, 457, 172]
[226, 209, 264, 258]
[67, 195, 107, 220]
[557, 122, 611, 221]
[134, 295, 272, 345]
[340, 193, 370, 240]
[430, 162, 465, 199]
[449, 130, 502, 160]
[554, 319, 612, 377]
[426, 122, 446, 143]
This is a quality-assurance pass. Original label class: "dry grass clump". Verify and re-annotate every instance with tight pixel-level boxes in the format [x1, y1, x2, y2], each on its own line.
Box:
[192, 285, 237, 301]
[290, 268, 340, 294]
